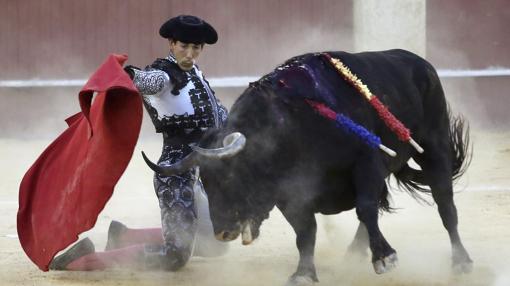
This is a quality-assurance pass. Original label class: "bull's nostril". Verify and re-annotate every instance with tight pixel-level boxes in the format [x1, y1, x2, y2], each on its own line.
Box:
[222, 231, 230, 240]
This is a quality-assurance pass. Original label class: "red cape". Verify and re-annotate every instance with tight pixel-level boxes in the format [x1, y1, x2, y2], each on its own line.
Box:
[17, 54, 142, 271]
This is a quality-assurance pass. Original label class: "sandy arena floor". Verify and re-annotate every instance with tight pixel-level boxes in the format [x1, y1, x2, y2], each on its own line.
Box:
[1, 129, 509, 286]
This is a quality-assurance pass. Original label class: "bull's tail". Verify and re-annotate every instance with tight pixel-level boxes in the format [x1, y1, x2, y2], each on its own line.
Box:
[449, 113, 472, 183]
[393, 111, 472, 203]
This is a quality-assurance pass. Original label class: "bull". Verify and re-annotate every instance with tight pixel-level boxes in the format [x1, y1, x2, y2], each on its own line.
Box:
[142, 49, 473, 285]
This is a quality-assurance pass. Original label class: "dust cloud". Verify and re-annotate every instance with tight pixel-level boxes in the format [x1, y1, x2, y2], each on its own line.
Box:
[2, 132, 510, 285]
[1, 5, 509, 286]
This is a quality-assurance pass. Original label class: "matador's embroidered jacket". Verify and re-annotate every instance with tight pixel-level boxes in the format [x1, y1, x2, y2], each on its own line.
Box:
[132, 54, 227, 133]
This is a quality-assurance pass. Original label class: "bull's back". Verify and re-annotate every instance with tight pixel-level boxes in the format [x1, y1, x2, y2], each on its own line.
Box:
[325, 49, 436, 113]
[287, 50, 443, 211]
[318, 50, 445, 151]
[234, 50, 446, 214]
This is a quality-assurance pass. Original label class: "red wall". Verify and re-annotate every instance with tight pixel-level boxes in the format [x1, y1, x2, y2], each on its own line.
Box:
[427, 0, 510, 69]
[426, 0, 510, 129]
[0, 0, 353, 79]
[2, 0, 508, 78]
[1, 0, 508, 136]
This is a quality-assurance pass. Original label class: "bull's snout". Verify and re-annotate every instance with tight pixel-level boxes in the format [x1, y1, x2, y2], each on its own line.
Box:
[213, 220, 255, 245]
[215, 230, 240, 241]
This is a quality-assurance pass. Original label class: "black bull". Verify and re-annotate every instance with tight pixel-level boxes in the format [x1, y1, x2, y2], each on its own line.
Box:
[142, 49, 473, 284]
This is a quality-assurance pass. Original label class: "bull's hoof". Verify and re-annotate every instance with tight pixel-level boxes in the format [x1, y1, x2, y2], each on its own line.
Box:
[453, 260, 473, 274]
[285, 275, 316, 286]
[372, 253, 398, 274]
[452, 248, 473, 274]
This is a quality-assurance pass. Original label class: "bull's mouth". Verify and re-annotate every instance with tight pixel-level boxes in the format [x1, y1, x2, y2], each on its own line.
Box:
[214, 219, 258, 245]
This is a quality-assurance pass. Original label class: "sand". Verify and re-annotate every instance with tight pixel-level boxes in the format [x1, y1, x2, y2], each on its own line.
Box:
[1, 129, 509, 286]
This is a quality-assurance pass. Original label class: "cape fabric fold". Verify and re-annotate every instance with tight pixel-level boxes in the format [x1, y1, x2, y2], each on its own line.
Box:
[17, 54, 143, 271]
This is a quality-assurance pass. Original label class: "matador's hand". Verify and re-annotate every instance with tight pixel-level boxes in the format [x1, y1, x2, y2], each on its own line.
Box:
[123, 65, 140, 80]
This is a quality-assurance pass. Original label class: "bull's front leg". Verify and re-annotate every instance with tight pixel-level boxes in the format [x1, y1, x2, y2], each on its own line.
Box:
[347, 185, 389, 258]
[278, 203, 318, 286]
[353, 152, 397, 274]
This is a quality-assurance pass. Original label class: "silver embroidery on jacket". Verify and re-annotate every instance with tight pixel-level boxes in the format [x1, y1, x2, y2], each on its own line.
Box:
[133, 69, 169, 95]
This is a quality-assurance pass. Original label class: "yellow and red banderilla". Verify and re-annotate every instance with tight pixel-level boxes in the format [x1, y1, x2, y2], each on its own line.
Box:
[322, 53, 424, 153]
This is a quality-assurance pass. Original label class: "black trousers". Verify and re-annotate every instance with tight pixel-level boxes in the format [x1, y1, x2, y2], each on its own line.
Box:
[143, 131, 227, 270]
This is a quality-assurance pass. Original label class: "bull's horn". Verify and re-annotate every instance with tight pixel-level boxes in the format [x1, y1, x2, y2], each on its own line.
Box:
[241, 220, 253, 245]
[191, 132, 246, 159]
[141, 151, 198, 176]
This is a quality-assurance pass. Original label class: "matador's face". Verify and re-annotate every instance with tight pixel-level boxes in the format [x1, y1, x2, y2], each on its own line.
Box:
[169, 40, 204, 71]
